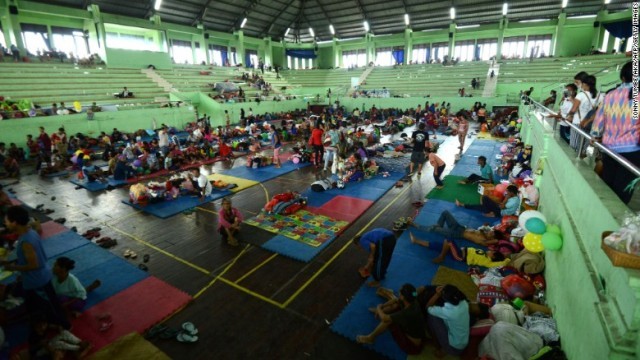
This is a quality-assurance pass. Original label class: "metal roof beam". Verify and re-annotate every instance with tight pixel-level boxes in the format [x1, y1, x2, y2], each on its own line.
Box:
[259, 0, 298, 36]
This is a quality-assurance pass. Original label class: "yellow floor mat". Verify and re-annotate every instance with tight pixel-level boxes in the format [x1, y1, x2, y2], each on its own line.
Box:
[208, 173, 259, 193]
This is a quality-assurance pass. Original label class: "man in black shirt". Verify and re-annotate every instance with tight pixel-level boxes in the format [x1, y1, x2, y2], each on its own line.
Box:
[408, 123, 429, 177]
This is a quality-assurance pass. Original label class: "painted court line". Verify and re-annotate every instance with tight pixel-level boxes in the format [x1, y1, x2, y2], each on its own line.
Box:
[234, 253, 279, 284]
[193, 244, 251, 299]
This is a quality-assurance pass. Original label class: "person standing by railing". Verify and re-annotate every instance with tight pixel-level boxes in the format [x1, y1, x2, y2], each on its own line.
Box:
[549, 84, 578, 144]
[591, 62, 638, 204]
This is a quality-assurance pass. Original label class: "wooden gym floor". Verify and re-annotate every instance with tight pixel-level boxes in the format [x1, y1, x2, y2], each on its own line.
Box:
[5, 130, 469, 359]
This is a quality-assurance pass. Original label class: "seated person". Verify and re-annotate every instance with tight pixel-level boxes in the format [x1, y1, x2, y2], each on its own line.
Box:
[356, 284, 426, 355]
[218, 198, 243, 246]
[426, 285, 470, 357]
[40, 150, 64, 176]
[114, 87, 133, 98]
[52, 257, 101, 317]
[27, 315, 92, 360]
[188, 168, 212, 200]
[81, 160, 106, 183]
[456, 184, 520, 218]
[3, 155, 20, 177]
[113, 156, 134, 180]
[343, 153, 365, 183]
[458, 156, 493, 184]
[410, 210, 499, 246]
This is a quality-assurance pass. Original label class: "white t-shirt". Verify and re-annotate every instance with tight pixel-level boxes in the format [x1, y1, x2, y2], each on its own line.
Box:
[52, 273, 87, 300]
[197, 174, 212, 196]
[559, 98, 573, 127]
[575, 91, 601, 124]
[158, 130, 169, 147]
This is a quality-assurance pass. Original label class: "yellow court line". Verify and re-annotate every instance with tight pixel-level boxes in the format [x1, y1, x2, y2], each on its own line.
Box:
[280, 185, 412, 308]
[105, 224, 211, 275]
[218, 276, 284, 308]
[193, 244, 251, 299]
[259, 183, 270, 203]
[105, 210, 142, 225]
[234, 253, 279, 284]
[196, 206, 258, 216]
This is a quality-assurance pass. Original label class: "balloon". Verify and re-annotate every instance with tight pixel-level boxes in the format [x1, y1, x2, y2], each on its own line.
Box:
[517, 118, 523, 123]
[525, 217, 547, 234]
[509, 121, 516, 126]
[518, 210, 547, 229]
[292, 157, 300, 164]
[500, 145, 508, 153]
[73, 101, 82, 112]
[523, 232, 544, 253]
[546, 224, 561, 235]
[133, 159, 142, 167]
[542, 232, 563, 251]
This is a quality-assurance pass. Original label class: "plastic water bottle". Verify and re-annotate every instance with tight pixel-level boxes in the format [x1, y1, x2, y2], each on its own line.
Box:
[537, 290, 546, 305]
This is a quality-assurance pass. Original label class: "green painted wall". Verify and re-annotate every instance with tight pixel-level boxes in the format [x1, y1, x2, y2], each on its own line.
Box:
[0, 107, 195, 148]
[317, 47, 334, 69]
[104, 48, 173, 69]
[520, 105, 640, 359]
[557, 21, 597, 57]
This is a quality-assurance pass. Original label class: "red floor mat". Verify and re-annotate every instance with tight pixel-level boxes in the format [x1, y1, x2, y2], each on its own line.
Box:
[40, 221, 68, 239]
[71, 277, 192, 352]
[314, 196, 374, 223]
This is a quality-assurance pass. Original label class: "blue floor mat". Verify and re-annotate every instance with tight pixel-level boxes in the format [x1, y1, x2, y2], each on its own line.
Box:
[449, 164, 478, 177]
[70, 177, 129, 192]
[46, 242, 115, 270]
[261, 234, 337, 262]
[303, 191, 338, 208]
[74, 256, 149, 309]
[303, 171, 405, 203]
[42, 231, 91, 258]
[417, 199, 498, 229]
[222, 162, 311, 182]
[44, 170, 70, 178]
[121, 191, 231, 219]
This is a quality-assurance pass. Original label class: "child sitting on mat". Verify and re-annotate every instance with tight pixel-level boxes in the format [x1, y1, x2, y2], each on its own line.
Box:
[410, 232, 510, 268]
[52, 257, 101, 318]
[26, 315, 92, 360]
[218, 198, 243, 247]
[343, 153, 365, 183]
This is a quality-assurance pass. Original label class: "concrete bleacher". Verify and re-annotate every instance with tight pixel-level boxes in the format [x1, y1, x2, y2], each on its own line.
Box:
[361, 62, 489, 97]
[280, 68, 364, 90]
[0, 62, 167, 108]
[156, 65, 290, 101]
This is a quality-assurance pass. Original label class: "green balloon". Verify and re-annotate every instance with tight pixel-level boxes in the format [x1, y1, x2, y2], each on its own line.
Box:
[542, 232, 563, 251]
[547, 224, 561, 235]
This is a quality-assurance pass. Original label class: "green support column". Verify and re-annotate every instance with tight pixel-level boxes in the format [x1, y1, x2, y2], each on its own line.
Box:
[201, 32, 209, 65]
[523, 35, 529, 58]
[497, 17, 506, 60]
[553, 12, 567, 57]
[8, 2, 24, 51]
[335, 40, 341, 68]
[330, 37, 337, 68]
[263, 37, 273, 66]
[404, 28, 412, 64]
[0, 5, 15, 47]
[448, 23, 455, 59]
[234, 30, 245, 67]
[365, 33, 374, 64]
[89, 5, 107, 59]
[592, 10, 606, 50]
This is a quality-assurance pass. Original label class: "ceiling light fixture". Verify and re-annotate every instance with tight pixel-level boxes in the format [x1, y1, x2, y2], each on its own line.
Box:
[404, 14, 410, 26]
[154, 0, 162, 10]
[329, 24, 335, 35]
[309, 27, 315, 37]
[285, 27, 291, 36]
[604, 0, 611, 3]
[363, 20, 370, 32]
[562, 0, 568, 8]
[240, 18, 247, 28]
[503, 3, 508, 16]
[450, 7, 456, 20]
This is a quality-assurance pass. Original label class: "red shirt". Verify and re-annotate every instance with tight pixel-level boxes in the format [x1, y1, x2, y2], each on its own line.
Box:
[310, 128, 324, 146]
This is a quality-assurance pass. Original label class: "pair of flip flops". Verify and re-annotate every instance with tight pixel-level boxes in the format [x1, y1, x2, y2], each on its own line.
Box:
[123, 249, 138, 259]
[96, 237, 118, 249]
[147, 322, 198, 342]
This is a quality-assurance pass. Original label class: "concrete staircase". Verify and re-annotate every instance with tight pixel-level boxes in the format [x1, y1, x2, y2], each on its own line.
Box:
[347, 66, 375, 96]
[482, 63, 500, 97]
[141, 68, 175, 101]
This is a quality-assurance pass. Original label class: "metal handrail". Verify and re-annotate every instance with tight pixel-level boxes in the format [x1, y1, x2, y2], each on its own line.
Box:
[523, 96, 640, 179]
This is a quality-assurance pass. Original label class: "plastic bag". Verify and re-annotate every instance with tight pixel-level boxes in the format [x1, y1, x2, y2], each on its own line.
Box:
[604, 212, 640, 255]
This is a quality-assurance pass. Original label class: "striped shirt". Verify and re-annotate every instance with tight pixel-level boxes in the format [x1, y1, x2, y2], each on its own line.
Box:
[591, 83, 639, 153]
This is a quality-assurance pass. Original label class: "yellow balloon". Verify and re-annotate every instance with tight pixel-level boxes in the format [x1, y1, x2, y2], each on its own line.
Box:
[523, 232, 544, 253]
[73, 101, 82, 112]
[509, 121, 516, 126]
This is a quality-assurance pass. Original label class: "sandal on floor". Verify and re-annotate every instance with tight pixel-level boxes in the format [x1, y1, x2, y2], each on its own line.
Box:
[143, 254, 150, 263]
[146, 324, 168, 339]
[159, 327, 181, 340]
[138, 264, 149, 272]
[182, 322, 198, 336]
[99, 321, 113, 332]
[176, 332, 199, 343]
[123, 249, 132, 258]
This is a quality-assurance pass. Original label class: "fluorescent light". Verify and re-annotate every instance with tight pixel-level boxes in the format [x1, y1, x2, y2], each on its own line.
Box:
[604, 0, 611, 3]
[456, 24, 480, 29]
[450, 7, 456, 20]
[240, 18, 247, 28]
[154, 0, 162, 10]
[309, 27, 315, 37]
[285, 27, 290, 36]
[363, 21, 369, 32]
[404, 14, 410, 26]
[502, 3, 508, 16]
[567, 14, 597, 19]
[329, 24, 335, 35]
[519, 18, 549, 23]
[562, 0, 568, 8]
